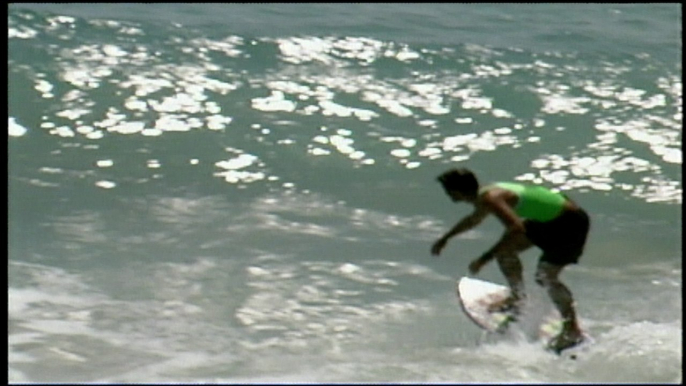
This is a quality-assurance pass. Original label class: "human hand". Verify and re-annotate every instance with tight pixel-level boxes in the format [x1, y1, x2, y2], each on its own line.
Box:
[431, 237, 448, 256]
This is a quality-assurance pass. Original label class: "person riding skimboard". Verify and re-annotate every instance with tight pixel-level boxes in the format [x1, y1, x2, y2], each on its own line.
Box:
[431, 168, 590, 353]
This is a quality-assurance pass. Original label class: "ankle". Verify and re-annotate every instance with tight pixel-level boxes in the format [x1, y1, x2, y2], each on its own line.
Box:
[562, 319, 581, 334]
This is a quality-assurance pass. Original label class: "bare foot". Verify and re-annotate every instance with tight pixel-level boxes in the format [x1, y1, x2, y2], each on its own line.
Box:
[547, 329, 584, 354]
[487, 296, 521, 315]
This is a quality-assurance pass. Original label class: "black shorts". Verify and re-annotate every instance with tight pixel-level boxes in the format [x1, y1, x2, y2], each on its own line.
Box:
[524, 208, 590, 266]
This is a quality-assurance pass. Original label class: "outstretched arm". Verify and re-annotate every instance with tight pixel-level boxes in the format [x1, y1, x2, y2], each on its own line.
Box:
[431, 207, 488, 256]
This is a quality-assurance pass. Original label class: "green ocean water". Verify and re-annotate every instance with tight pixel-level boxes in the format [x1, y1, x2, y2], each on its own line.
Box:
[8, 4, 682, 383]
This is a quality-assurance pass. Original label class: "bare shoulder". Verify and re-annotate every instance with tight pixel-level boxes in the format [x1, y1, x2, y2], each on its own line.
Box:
[479, 187, 518, 207]
[478, 187, 524, 229]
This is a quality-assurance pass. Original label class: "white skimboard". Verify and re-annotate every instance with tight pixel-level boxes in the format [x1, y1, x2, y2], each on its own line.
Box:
[456, 276, 514, 332]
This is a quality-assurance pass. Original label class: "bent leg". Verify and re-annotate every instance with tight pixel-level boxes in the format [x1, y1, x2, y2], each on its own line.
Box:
[535, 260, 580, 329]
[536, 259, 584, 352]
[490, 236, 533, 313]
[496, 253, 526, 301]
[497, 234, 533, 300]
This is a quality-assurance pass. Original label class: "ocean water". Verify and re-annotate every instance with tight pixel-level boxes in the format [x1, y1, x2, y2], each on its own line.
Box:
[8, 4, 682, 383]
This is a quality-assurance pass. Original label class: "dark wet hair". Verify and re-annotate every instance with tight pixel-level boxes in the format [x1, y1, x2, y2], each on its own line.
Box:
[437, 168, 479, 196]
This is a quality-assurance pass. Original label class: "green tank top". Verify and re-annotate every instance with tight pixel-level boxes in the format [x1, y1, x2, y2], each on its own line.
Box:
[481, 182, 566, 222]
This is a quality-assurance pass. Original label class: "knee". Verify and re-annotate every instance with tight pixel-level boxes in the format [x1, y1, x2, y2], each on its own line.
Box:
[496, 253, 522, 268]
[536, 260, 564, 287]
[535, 269, 555, 287]
[535, 270, 546, 286]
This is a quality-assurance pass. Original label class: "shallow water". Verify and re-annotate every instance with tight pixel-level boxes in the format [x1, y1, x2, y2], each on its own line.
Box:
[8, 4, 682, 383]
